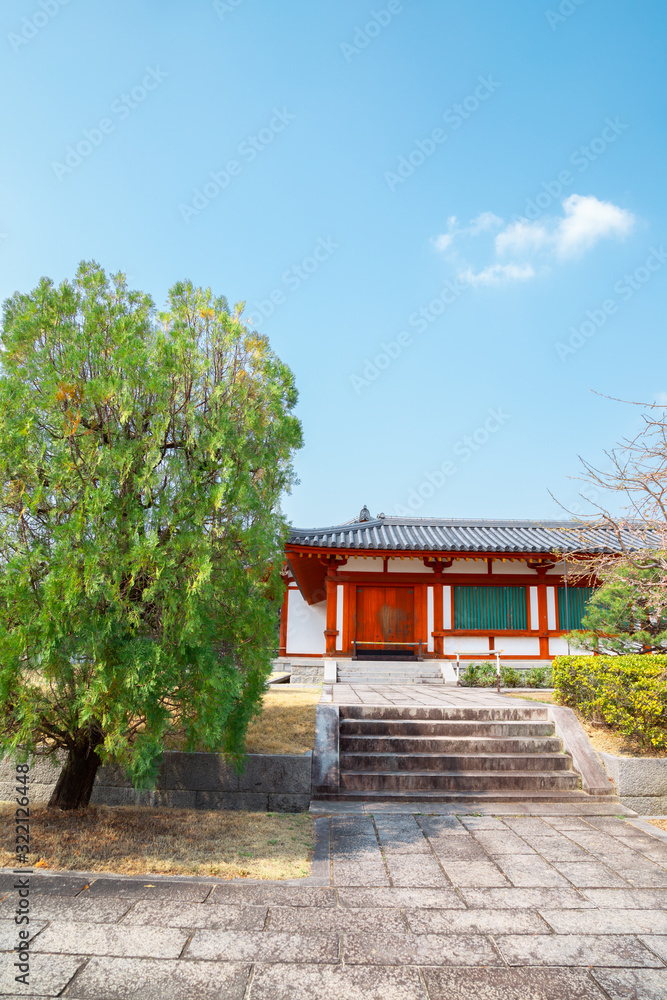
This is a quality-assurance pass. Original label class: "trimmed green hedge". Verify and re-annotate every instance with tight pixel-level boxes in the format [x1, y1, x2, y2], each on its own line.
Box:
[552, 655, 667, 750]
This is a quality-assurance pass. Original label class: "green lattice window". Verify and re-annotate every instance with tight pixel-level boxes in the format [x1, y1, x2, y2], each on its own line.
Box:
[454, 586, 527, 631]
[557, 586, 595, 631]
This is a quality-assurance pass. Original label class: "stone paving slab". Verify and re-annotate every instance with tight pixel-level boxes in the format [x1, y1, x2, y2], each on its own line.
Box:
[0, 953, 86, 996]
[497, 933, 664, 967]
[341, 931, 502, 966]
[471, 830, 537, 855]
[434, 859, 510, 887]
[525, 835, 593, 862]
[459, 886, 594, 908]
[0, 897, 133, 924]
[583, 887, 667, 908]
[404, 907, 548, 935]
[31, 922, 189, 959]
[550, 860, 630, 887]
[185, 928, 339, 963]
[0, 918, 47, 950]
[332, 860, 390, 886]
[591, 967, 667, 999]
[247, 963, 427, 1000]
[207, 885, 335, 907]
[541, 908, 667, 934]
[638, 935, 667, 963]
[422, 967, 606, 999]
[120, 900, 267, 930]
[61, 957, 251, 999]
[383, 855, 449, 887]
[336, 887, 465, 909]
[488, 854, 568, 887]
[82, 879, 212, 901]
[266, 905, 407, 934]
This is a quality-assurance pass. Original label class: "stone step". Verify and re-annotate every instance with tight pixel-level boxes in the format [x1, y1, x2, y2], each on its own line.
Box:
[339, 705, 549, 721]
[340, 719, 555, 738]
[312, 788, 607, 803]
[338, 769, 581, 792]
[339, 735, 564, 754]
[339, 752, 573, 772]
[337, 676, 445, 684]
[338, 679, 446, 686]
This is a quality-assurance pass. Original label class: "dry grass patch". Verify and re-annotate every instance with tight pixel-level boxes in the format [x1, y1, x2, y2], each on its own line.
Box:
[0, 804, 314, 879]
[647, 819, 667, 833]
[244, 688, 319, 755]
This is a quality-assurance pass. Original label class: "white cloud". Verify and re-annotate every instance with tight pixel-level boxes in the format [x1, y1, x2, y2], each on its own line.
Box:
[495, 220, 550, 256]
[494, 194, 634, 260]
[432, 212, 503, 253]
[433, 233, 455, 252]
[434, 194, 636, 288]
[468, 211, 503, 235]
[459, 262, 535, 286]
[555, 194, 635, 257]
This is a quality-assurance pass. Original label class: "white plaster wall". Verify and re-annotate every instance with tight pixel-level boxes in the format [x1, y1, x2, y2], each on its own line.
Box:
[529, 587, 539, 630]
[546, 561, 568, 576]
[441, 559, 488, 574]
[286, 589, 326, 655]
[427, 587, 434, 652]
[335, 584, 344, 652]
[497, 637, 541, 655]
[546, 588, 557, 630]
[443, 586, 452, 629]
[492, 559, 533, 574]
[549, 638, 588, 656]
[444, 636, 490, 653]
[387, 557, 432, 573]
[345, 556, 384, 571]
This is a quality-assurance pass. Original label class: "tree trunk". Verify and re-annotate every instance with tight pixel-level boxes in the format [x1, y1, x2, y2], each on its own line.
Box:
[48, 742, 103, 810]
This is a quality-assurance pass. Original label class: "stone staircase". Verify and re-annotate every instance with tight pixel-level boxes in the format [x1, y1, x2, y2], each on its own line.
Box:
[336, 660, 446, 684]
[317, 704, 615, 803]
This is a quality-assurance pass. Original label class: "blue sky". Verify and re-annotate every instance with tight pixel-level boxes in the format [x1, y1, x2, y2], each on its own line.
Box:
[1, 0, 665, 528]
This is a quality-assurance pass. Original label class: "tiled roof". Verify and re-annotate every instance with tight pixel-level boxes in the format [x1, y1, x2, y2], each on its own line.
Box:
[288, 516, 651, 554]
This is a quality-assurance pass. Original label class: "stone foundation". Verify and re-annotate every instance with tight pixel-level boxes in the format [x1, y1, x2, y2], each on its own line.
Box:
[598, 751, 667, 814]
[289, 664, 324, 684]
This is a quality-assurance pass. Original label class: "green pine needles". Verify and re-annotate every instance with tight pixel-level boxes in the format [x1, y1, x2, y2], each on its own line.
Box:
[0, 262, 302, 808]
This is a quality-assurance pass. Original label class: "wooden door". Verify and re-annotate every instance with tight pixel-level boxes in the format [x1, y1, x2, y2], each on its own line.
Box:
[355, 586, 415, 652]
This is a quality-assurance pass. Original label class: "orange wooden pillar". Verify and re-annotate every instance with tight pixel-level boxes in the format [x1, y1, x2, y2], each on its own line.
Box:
[536, 571, 550, 659]
[432, 567, 444, 657]
[324, 567, 339, 655]
[279, 585, 288, 657]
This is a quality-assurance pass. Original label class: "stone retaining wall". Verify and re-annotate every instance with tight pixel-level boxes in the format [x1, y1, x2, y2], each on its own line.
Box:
[289, 664, 324, 684]
[598, 751, 667, 815]
[0, 751, 312, 813]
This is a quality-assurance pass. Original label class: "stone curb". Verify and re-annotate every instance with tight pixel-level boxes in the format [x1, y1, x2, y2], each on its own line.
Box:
[547, 705, 614, 797]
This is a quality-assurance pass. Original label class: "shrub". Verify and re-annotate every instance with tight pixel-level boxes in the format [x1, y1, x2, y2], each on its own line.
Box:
[459, 663, 481, 687]
[459, 662, 497, 687]
[478, 664, 499, 687]
[526, 665, 550, 688]
[500, 665, 522, 688]
[552, 654, 667, 750]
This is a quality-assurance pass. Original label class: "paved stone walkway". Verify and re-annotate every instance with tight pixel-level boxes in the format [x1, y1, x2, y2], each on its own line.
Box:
[322, 682, 533, 707]
[3, 810, 667, 998]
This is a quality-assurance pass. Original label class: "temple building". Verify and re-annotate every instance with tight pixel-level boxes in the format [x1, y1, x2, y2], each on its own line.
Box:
[279, 507, 624, 682]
